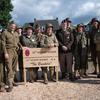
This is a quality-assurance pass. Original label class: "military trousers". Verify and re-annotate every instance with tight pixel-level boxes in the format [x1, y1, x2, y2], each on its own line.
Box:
[59, 52, 73, 75]
[29, 67, 38, 81]
[74, 48, 88, 70]
[0, 60, 4, 87]
[49, 67, 55, 79]
[42, 67, 48, 81]
[5, 49, 18, 86]
[90, 43, 97, 66]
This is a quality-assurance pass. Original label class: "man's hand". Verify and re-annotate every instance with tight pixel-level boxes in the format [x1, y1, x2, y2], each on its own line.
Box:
[5, 53, 9, 60]
[62, 46, 68, 51]
[48, 44, 54, 48]
[54, 43, 58, 47]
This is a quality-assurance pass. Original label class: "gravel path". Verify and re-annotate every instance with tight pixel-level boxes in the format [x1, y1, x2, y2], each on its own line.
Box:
[0, 77, 100, 100]
[0, 62, 100, 100]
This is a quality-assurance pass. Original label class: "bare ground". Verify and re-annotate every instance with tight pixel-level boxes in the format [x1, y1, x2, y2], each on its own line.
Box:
[0, 62, 100, 100]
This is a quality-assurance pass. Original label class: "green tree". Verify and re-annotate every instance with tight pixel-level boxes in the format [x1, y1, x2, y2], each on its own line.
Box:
[0, 0, 13, 28]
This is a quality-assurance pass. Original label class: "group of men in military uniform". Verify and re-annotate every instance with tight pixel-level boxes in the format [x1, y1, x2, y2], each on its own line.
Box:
[56, 18, 100, 80]
[0, 17, 100, 92]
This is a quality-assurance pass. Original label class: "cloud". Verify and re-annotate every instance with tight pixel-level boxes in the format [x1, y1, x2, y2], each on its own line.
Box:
[72, 1, 100, 24]
[73, 2, 95, 18]
[11, 0, 100, 25]
[11, 0, 60, 25]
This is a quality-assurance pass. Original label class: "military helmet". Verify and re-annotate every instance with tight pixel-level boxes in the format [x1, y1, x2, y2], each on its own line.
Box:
[65, 18, 72, 23]
[61, 18, 71, 24]
[16, 25, 23, 30]
[90, 18, 98, 24]
[61, 20, 65, 24]
[25, 25, 33, 30]
[46, 23, 53, 28]
[34, 24, 40, 29]
[77, 23, 84, 28]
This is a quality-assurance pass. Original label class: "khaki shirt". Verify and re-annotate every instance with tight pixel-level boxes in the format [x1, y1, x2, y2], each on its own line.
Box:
[35, 33, 48, 47]
[46, 33, 58, 46]
[1, 30, 20, 53]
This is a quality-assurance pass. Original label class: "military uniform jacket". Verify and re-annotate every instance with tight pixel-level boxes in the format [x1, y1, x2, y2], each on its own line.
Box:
[89, 26, 98, 44]
[1, 30, 20, 53]
[35, 33, 48, 48]
[56, 29, 74, 53]
[46, 33, 58, 46]
[94, 30, 100, 51]
[21, 34, 37, 48]
[74, 32, 88, 56]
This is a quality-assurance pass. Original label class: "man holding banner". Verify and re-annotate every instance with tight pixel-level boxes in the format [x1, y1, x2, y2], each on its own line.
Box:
[21, 25, 38, 83]
[34, 24, 48, 84]
[45, 23, 58, 82]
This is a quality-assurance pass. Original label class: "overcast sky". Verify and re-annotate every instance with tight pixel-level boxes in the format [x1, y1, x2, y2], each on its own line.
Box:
[11, 0, 100, 25]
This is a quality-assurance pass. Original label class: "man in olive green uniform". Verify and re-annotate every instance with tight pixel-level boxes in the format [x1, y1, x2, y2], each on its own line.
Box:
[94, 22, 100, 78]
[74, 24, 88, 78]
[0, 27, 5, 92]
[46, 23, 58, 81]
[21, 25, 38, 83]
[34, 24, 48, 84]
[1, 22, 20, 92]
[89, 19, 98, 74]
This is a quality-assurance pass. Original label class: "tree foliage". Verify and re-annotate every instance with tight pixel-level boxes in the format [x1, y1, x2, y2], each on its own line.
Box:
[0, 0, 13, 27]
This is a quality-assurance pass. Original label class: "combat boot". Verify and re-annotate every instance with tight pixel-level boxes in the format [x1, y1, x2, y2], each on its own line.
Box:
[50, 69, 56, 82]
[69, 73, 76, 82]
[44, 73, 48, 84]
[6, 78, 13, 92]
